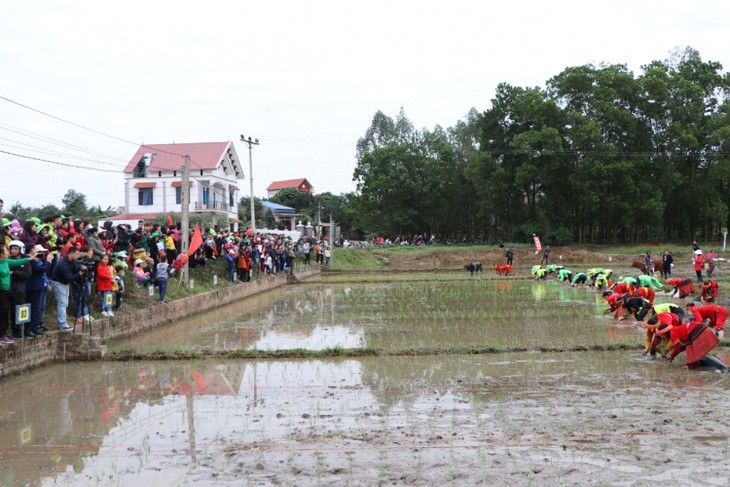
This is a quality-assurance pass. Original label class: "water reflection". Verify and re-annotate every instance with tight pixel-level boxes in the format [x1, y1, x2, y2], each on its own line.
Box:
[1, 353, 728, 486]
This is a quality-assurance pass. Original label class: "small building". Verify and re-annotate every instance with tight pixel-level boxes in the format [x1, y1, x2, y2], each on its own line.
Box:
[113, 141, 243, 229]
[261, 201, 298, 230]
[266, 178, 314, 198]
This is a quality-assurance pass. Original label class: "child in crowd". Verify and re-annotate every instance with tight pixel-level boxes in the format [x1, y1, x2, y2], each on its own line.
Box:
[113, 265, 125, 312]
[156, 255, 169, 303]
[96, 253, 114, 317]
[133, 259, 150, 285]
[226, 249, 237, 282]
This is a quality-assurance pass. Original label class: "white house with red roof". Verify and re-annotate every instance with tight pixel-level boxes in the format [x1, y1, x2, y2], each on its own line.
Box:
[112, 141, 243, 228]
[266, 178, 314, 198]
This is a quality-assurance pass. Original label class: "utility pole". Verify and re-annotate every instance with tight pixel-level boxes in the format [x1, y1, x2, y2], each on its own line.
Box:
[240, 135, 259, 232]
[181, 156, 190, 287]
[317, 203, 322, 238]
[329, 213, 334, 266]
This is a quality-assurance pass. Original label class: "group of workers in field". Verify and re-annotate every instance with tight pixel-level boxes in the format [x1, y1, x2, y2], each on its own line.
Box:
[528, 261, 728, 372]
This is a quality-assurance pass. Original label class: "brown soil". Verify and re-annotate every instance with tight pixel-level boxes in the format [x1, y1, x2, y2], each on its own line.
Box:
[375, 247, 634, 272]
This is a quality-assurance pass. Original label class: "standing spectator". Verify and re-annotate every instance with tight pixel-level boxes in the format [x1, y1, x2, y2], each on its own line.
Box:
[60, 233, 77, 257]
[112, 265, 125, 312]
[226, 249, 237, 283]
[165, 228, 177, 263]
[50, 247, 86, 330]
[95, 253, 114, 317]
[113, 225, 130, 254]
[540, 245, 551, 266]
[156, 255, 169, 303]
[236, 247, 250, 282]
[662, 250, 673, 278]
[324, 246, 331, 266]
[86, 227, 105, 265]
[0, 244, 33, 343]
[505, 248, 514, 266]
[7, 241, 32, 339]
[72, 248, 95, 326]
[644, 251, 654, 275]
[27, 245, 53, 335]
[693, 249, 704, 283]
[691, 240, 701, 252]
[302, 240, 311, 265]
[705, 249, 715, 278]
[20, 220, 41, 250]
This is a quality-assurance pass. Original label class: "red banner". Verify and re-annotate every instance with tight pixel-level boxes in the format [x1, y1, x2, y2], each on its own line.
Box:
[188, 223, 203, 256]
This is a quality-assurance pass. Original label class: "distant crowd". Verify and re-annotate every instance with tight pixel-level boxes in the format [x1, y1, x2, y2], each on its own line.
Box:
[0, 198, 331, 345]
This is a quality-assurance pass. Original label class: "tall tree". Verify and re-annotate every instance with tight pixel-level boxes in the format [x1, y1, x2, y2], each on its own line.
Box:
[61, 189, 88, 217]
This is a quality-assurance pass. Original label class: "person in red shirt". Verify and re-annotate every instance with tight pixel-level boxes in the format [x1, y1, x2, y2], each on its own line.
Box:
[635, 286, 655, 304]
[701, 280, 719, 303]
[685, 301, 728, 339]
[693, 250, 704, 283]
[611, 282, 636, 296]
[647, 313, 726, 370]
[60, 233, 77, 258]
[666, 277, 694, 299]
[602, 291, 625, 319]
[644, 312, 681, 356]
[95, 253, 115, 317]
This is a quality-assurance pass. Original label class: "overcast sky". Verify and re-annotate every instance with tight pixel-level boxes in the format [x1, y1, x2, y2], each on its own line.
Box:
[1, 0, 729, 211]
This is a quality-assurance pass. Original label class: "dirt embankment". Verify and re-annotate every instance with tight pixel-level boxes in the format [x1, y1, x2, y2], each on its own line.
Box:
[374, 247, 633, 272]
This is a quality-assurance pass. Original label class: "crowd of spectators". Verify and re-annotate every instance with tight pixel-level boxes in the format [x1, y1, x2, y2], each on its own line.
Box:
[0, 197, 331, 345]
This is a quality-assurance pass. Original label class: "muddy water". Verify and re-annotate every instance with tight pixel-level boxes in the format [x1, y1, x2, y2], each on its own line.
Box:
[110, 278, 642, 353]
[1, 352, 729, 486]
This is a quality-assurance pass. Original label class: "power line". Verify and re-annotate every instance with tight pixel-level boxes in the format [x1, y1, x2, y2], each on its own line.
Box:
[0, 95, 142, 147]
[0, 138, 125, 167]
[0, 150, 122, 173]
[0, 123, 126, 165]
[0, 95, 206, 171]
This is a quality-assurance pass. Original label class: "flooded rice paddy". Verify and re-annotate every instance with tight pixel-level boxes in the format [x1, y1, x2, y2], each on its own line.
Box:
[2, 276, 728, 486]
[110, 277, 637, 354]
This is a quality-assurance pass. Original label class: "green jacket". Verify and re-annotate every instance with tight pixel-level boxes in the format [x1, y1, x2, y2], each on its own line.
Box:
[0, 257, 30, 291]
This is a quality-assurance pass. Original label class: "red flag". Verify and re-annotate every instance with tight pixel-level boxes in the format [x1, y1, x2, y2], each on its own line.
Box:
[166, 214, 174, 227]
[188, 223, 203, 256]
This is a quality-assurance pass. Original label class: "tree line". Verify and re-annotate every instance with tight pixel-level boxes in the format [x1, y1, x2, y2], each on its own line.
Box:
[350, 47, 730, 245]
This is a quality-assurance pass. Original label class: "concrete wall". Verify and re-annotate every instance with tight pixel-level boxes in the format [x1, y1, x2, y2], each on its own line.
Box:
[0, 267, 320, 380]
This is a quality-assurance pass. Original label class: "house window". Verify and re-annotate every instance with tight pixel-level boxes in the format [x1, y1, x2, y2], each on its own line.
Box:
[229, 189, 234, 207]
[138, 188, 154, 206]
[203, 187, 209, 205]
[175, 187, 182, 204]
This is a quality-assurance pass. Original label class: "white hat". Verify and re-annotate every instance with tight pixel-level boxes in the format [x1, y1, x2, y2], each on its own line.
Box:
[695, 249, 703, 255]
[33, 244, 47, 253]
[116, 251, 129, 258]
[134, 259, 144, 266]
[8, 240, 24, 250]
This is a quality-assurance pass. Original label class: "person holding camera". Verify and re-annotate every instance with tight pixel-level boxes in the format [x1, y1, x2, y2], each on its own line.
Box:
[73, 247, 96, 326]
[50, 247, 86, 331]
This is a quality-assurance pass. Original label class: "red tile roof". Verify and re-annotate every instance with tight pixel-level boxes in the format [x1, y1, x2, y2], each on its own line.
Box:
[266, 178, 312, 191]
[123, 141, 241, 175]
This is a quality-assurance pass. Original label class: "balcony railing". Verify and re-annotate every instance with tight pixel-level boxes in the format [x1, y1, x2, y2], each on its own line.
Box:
[194, 201, 230, 211]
